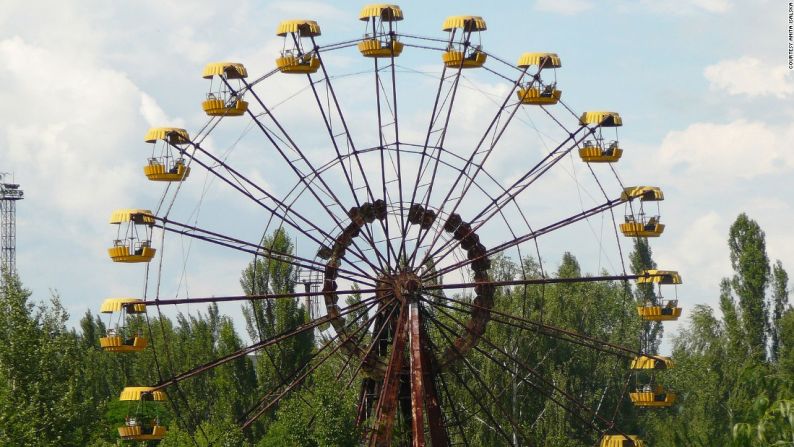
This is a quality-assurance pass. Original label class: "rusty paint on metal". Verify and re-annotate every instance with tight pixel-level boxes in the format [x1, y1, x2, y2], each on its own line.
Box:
[369, 300, 410, 447]
[408, 302, 427, 447]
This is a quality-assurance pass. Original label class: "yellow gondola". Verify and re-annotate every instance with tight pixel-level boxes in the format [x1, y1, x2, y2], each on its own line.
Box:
[620, 186, 665, 237]
[600, 434, 646, 447]
[358, 4, 404, 58]
[108, 209, 156, 263]
[276, 20, 322, 73]
[99, 298, 147, 352]
[442, 16, 487, 69]
[638, 299, 682, 321]
[636, 269, 683, 321]
[143, 127, 191, 182]
[630, 385, 677, 408]
[202, 62, 249, 117]
[516, 52, 562, 105]
[118, 387, 167, 441]
[630, 355, 673, 370]
[579, 111, 623, 163]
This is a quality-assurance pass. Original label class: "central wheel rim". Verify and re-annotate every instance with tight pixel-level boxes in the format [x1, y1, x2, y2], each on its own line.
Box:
[320, 200, 495, 376]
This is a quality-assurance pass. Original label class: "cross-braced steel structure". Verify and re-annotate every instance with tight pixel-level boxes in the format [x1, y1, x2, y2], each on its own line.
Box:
[0, 173, 23, 284]
[99, 7, 682, 447]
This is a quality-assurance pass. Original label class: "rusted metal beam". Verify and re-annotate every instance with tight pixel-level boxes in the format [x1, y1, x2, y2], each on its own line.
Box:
[369, 301, 410, 447]
[408, 302, 427, 447]
[418, 306, 450, 447]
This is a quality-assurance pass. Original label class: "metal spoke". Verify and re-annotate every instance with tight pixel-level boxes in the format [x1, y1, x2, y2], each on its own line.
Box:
[306, 45, 396, 268]
[151, 296, 379, 391]
[168, 138, 380, 280]
[406, 65, 530, 269]
[421, 292, 653, 361]
[152, 217, 377, 286]
[241, 297, 395, 429]
[419, 125, 596, 272]
[421, 198, 626, 282]
[429, 302, 639, 438]
[424, 308, 526, 446]
[234, 77, 385, 274]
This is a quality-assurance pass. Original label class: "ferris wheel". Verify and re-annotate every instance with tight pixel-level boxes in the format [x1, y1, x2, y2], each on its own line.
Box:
[99, 5, 684, 446]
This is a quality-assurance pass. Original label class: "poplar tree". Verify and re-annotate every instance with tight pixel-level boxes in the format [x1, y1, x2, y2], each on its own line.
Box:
[770, 260, 789, 362]
[727, 213, 770, 360]
[629, 238, 662, 352]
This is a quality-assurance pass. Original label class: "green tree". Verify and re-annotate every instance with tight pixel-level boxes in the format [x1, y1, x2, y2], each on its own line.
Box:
[770, 261, 790, 362]
[240, 228, 314, 432]
[728, 213, 770, 360]
[733, 398, 794, 446]
[629, 238, 662, 353]
[720, 278, 746, 360]
[778, 309, 794, 375]
[0, 273, 102, 445]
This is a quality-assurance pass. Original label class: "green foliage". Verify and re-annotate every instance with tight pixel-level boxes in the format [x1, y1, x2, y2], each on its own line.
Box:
[2, 214, 793, 446]
[771, 261, 790, 362]
[0, 273, 104, 446]
[258, 365, 360, 447]
[733, 398, 794, 446]
[428, 252, 642, 446]
[240, 228, 314, 434]
[728, 213, 771, 360]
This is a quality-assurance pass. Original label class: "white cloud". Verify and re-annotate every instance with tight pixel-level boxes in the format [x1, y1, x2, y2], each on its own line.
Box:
[655, 211, 730, 291]
[691, 0, 732, 12]
[635, 0, 732, 14]
[534, 0, 594, 14]
[0, 35, 175, 316]
[140, 93, 184, 128]
[656, 119, 794, 185]
[704, 56, 794, 98]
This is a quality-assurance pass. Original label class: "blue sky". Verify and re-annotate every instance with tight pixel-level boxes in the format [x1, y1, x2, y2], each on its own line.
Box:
[0, 0, 791, 352]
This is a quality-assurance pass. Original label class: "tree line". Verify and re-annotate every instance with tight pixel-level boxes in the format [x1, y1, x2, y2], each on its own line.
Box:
[0, 214, 791, 446]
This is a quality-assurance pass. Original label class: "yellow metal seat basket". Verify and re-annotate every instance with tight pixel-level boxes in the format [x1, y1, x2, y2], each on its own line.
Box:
[100, 335, 148, 352]
[599, 435, 645, 447]
[578, 111, 622, 161]
[276, 20, 322, 74]
[600, 434, 645, 447]
[358, 38, 404, 58]
[142, 127, 192, 181]
[442, 15, 487, 68]
[442, 50, 487, 69]
[358, 4, 403, 58]
[201, 98, 249, 117]
[579, 144, 623, 163]
[201, 62, 248, 116]
[118, 425, 167, 441]
[108, 244, 156, 263]
[637, 303, 682, 321]
[276, 54, 321, 74]
[516, 52, 562, 105]
[517, 86, 562, 105]
[144, 161, 190, 182]
[620, 186, 665, 237]
[108, 209, 156, 263]
[99, 297, 148, 352]
[630, 386, 677, 407]
[620, 220, 665, 237]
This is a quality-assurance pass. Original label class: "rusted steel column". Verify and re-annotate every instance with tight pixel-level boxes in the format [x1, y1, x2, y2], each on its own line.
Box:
[408, 302, 427, 447]
[369, 301, 410, 447]
[420, 320, 449, 447]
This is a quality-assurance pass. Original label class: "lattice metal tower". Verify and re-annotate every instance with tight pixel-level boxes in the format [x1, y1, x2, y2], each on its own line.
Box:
[0, 173, 23, 282]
